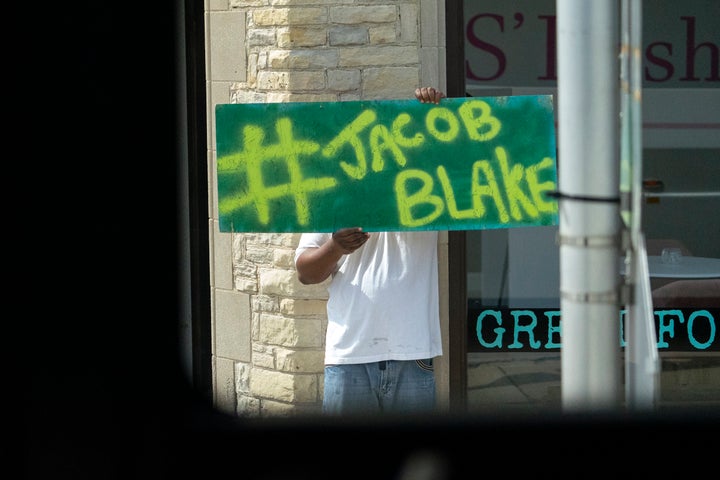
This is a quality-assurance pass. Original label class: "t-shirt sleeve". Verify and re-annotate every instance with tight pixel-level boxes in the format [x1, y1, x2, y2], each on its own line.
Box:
[294, 233, 331, 265]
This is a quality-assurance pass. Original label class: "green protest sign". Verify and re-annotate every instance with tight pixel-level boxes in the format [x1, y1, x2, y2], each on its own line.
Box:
[216, 95, 558, 233]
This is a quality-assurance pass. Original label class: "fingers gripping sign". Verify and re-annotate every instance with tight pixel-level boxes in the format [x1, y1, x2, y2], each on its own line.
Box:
[332, 227, 370, 254]
[415, 87, 446, 104]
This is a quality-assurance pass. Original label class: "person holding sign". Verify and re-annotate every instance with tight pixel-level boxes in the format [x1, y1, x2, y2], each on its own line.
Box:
[294, 87, 446, 415]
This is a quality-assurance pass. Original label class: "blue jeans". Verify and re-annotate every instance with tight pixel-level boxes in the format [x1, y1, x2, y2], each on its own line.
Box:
[322, 359, 436, 415]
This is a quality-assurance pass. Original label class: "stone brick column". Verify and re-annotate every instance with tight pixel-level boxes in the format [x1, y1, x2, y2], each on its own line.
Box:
[206, 0, 446, 417]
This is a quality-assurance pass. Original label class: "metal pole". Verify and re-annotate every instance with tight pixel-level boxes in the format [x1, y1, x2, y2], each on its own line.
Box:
[622, 0, 660, 411]
[557, 0, 622, 411]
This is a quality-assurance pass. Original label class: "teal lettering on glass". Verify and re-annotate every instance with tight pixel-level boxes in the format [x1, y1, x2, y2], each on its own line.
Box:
[477, 310, 505, 349]
[471, 308, 717, 352]
[508, 310, 542, 349]
[687, 310, 716, 350]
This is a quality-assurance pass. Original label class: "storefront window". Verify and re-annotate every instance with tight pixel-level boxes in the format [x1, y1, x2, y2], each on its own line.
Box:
[463, 0, 718, 413]
[642, 148, 720, 408]
[466, 226, 562, 413]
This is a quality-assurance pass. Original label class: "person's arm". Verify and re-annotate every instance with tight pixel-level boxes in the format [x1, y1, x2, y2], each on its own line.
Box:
[295, 228, 370, 285]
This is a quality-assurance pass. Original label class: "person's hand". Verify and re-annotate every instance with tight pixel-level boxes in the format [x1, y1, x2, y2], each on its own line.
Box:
[331, 227, 370, 254]
[415, 86, 445, 104]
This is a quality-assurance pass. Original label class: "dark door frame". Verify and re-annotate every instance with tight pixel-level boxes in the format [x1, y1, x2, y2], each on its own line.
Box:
[445, 0, 468, 413]
[179, 0, 213, 404]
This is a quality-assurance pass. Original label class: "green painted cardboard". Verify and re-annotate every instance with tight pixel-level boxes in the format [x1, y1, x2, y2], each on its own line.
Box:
[216, 95, 558, 233]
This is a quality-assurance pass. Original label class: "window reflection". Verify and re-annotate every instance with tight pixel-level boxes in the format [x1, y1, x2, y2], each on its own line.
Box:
[466, 226, 562, 413]
[466, 148, 720, 412]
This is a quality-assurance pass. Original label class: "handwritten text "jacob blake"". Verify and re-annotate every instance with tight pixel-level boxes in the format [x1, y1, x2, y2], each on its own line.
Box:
[217, 99, 557, 228]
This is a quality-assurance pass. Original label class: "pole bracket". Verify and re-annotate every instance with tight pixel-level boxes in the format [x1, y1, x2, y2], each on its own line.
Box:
[545, 190, 621, 204]
[556, 233, 620, 248]
[560, 288, 619, 304]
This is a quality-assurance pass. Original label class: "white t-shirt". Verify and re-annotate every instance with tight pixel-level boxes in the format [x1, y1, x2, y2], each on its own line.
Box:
[295, 231, 442, 365]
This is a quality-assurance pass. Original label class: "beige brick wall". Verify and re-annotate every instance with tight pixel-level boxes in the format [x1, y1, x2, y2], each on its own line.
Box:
[206, 0, 446, 417]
